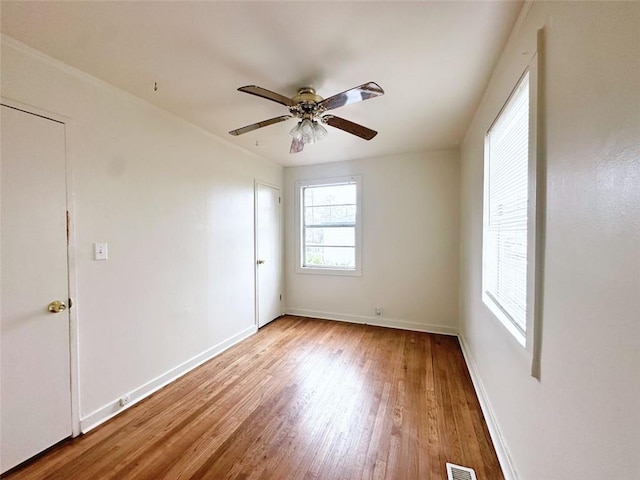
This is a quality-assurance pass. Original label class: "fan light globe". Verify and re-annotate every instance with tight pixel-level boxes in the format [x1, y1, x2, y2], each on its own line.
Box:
[289, 122, 303, 140]
[313, 121, 328, 141]
[301, 119, 314, 134]
[300, 119, 314, 144]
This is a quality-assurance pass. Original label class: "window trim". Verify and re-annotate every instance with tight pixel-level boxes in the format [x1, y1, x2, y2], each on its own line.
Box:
[295, 175, 362, 276]
[482, 53, 540, 358]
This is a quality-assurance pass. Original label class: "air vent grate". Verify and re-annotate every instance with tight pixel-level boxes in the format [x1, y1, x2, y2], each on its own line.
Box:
[446, 462, 477, 480]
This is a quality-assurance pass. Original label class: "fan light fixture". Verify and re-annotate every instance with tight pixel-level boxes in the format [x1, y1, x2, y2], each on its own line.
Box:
[289, 118, 328, 145]
[229, 82, 384, 154]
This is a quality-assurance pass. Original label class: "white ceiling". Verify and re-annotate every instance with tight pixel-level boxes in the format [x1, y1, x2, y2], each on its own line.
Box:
[1, 1, 522, 167]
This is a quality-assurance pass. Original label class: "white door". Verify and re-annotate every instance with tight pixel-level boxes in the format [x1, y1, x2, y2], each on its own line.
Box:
[1, 105, 72, 473]
[255, 183, 282, 328]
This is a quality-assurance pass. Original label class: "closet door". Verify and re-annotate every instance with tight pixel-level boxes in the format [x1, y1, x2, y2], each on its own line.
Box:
[1, 105, 72, 473]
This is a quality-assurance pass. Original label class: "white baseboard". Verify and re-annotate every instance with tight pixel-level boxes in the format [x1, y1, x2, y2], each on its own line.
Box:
[284, 308, 458, 336]
[459, 335, 517, 480]
[79, 324, 257, 433]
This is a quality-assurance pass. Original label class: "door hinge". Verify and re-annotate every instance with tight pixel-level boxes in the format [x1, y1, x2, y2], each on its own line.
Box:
[66, 210, 70, 245]
[279, 294, 282, 301]
[279, 196, 281, 204]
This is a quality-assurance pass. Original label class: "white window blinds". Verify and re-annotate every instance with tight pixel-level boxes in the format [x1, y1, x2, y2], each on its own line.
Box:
[484, 72, 530, 334]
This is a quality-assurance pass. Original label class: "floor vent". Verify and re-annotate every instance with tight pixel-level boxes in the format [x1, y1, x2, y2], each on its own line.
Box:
[446, 463, 477, 480]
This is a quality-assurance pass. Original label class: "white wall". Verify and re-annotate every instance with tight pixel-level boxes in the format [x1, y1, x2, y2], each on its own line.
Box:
[285, 150, 460, 334]
[459, 2, 640, 479]
[1, 37, 282, 429]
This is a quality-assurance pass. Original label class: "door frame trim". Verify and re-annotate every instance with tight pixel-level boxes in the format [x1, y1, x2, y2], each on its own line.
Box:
[253, 180, 283, 329]
[1, 97, 81, 438]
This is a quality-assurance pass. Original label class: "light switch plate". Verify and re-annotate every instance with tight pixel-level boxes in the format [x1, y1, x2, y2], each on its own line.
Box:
[94, 242, 108, 261]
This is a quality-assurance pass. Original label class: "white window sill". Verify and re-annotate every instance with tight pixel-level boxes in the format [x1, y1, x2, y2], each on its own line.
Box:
[482, 291, 526, 347]
[296, 266, 361, 277]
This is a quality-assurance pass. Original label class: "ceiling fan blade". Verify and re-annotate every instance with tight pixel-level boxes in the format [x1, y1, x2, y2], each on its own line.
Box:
[324, 115, 378, 140]
[290, 138, 304, 154]
[318, 82, 384, 111]
[237, 85, 294, 107]
[229, 115, 292, 136]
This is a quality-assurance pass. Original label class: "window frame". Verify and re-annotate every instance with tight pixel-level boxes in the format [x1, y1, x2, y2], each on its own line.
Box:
[295, 175, 362, 276]
[482, 56, 540, 354]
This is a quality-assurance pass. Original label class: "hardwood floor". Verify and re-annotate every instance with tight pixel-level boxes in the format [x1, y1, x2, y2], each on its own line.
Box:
[3, 316, 503, 480]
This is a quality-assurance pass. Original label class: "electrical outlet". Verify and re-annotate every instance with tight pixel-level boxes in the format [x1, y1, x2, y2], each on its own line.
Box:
[375, 308, 382, 317]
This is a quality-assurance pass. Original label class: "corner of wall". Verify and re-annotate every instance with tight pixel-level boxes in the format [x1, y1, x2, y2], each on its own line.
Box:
[458, 334, 518, 480]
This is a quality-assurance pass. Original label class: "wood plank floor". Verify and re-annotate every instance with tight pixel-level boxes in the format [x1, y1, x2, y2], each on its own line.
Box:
[3, 316, 504, 480]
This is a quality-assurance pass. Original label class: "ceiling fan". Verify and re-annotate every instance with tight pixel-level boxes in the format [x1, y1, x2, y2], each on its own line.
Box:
[229, 82, 384, 153]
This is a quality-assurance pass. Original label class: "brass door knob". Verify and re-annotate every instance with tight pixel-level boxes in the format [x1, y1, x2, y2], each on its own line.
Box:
[48, 300, 67, 313]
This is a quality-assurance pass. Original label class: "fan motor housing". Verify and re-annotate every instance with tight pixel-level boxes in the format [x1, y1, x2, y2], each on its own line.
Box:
[292, 87, 323, 104]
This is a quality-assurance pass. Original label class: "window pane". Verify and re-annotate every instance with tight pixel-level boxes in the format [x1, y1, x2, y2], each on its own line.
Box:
[305, 227, 355, 247]
[304, 205, 356, 225]
[299, 177, 360, 273]
[486, 229, 527, 331]
[304, 246, 355, 268]
[484, 72, 529, 334]
[304, 184, 356, 207]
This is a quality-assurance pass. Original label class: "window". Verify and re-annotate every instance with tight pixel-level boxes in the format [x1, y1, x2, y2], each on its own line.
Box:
[296, 176, 361, 275]
[483, 70, 536, 347]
